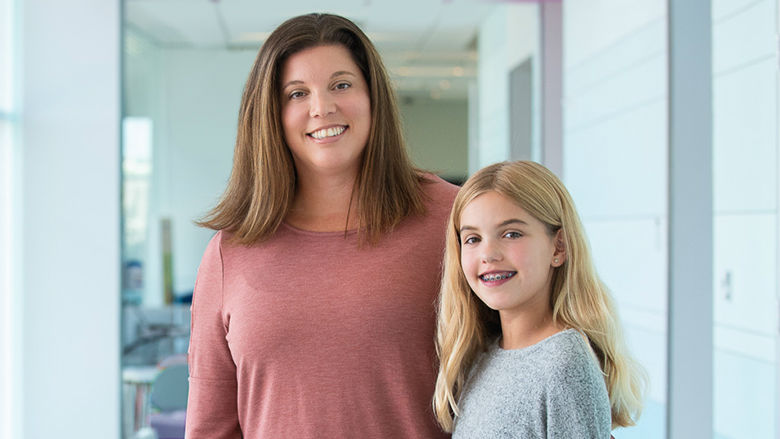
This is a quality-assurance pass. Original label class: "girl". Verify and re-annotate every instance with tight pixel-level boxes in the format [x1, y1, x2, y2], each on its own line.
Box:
[433, 161, 645, 438]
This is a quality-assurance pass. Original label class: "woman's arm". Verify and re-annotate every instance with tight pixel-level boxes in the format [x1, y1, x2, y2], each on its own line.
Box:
[185, 232, 242, 439]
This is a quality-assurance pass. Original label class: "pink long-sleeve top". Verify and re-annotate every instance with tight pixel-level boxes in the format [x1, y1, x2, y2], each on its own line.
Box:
[185, 177, 458, 438]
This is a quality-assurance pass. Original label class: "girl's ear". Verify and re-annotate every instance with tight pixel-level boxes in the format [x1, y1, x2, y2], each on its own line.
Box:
[552, 229, 566, 267]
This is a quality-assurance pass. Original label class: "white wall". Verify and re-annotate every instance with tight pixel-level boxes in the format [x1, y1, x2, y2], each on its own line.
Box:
[21, 0, 120, 438]
[125, 43, 254, 305]
[711, 0, 778, 437]
[476, 3, 539, 168]
[128, 43, 470, 305]
[399, 98, 468, 181]
[157, 48, 253, 303]
[562, 1, 667, 437]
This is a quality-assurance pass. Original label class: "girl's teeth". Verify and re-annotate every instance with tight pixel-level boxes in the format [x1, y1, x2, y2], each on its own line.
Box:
[482, 273, 514, 281]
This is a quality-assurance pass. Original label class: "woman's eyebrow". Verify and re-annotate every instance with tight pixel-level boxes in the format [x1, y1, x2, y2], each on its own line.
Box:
[331, 70, 357, 79]
[281, 79, 303, 90]
[282, 71, 357, 91]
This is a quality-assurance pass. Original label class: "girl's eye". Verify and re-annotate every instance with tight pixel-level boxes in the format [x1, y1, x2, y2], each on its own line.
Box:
[503, 231, 522, 239]
[288, 90, 306, 100]
[334, 82, 351, 90]
[463, 236, 480, 245]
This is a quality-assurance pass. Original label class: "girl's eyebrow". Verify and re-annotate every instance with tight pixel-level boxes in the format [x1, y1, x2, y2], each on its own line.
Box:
[459, 218, 528, 234]
[497, 218, 528, 227]
[459, 225, 477, 234]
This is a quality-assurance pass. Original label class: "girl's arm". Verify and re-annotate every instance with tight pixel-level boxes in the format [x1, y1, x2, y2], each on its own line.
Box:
[185, 232, 243, 439]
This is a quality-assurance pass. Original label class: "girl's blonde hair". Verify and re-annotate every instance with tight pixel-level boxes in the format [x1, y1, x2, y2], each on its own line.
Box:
[433, 160, 645, 431]
[198, 13, 426, 245]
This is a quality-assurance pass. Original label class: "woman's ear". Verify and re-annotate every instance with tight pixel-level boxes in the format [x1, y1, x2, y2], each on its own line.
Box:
[551, 229, 566, 267]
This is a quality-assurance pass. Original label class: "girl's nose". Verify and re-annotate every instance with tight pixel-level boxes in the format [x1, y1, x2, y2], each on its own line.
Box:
[480, 242, 502, 263]
[309, 91, 336, 118]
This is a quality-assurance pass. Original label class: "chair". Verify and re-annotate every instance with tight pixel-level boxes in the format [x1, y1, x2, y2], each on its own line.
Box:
[149, 356, 189, 439]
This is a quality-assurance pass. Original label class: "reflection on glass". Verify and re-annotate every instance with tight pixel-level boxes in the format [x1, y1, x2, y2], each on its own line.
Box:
[120, 2, 517, 438]
[122, 117, 152, 306]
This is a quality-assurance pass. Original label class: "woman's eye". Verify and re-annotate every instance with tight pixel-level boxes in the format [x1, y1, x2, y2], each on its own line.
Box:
[334, 82, 351, 90]
[289, 90, 306, 99]
[504, 231, 522, 239]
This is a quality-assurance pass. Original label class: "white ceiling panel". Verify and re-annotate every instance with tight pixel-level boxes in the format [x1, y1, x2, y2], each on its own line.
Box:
[127, 0, 225, 46]
[123, 0, 537, 99]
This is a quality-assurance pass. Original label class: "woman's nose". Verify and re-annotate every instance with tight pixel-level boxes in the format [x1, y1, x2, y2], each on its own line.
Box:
[309, 91, 336, 118]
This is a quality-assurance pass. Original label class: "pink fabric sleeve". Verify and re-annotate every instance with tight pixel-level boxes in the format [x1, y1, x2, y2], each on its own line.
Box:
[185, 232, 243, 439]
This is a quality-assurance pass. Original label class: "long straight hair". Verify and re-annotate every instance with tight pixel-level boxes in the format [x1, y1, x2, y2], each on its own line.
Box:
[433, 161, 646, 431]
[198, 13, 426, 245]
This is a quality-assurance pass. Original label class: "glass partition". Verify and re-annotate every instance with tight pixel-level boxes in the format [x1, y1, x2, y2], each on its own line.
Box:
[120, 2, 526, 437]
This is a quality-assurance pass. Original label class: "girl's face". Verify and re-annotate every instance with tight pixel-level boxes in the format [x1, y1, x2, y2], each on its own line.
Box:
[458, 191, 564, 319]
[280, 44, 371, 179]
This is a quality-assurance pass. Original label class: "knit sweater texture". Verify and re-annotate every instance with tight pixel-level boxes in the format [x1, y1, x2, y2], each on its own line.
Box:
[453, 329, 611, 439]
[184, 176, 457, 439]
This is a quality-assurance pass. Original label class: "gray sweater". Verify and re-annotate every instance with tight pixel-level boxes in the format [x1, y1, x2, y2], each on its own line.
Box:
[452, 329, 611, 439]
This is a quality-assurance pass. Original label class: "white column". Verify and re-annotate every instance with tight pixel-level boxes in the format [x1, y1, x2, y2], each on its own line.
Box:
[540, 0, 562, 177]
[667, 0, 713, 437]
[21, 0, 121, 437]
[776, 5, 780, 439]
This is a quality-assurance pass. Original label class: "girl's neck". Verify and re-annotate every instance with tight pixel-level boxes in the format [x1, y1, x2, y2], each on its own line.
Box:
[498, 307, 565, 350]
[285, 171, 359, 232]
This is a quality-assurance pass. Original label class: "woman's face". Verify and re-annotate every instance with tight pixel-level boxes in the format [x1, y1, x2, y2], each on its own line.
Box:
[280, 44, 371, 179]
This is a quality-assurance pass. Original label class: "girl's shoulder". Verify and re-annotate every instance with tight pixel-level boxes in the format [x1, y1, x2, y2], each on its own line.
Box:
[534, 330, 606, 392]
[532, 329, 599, 367]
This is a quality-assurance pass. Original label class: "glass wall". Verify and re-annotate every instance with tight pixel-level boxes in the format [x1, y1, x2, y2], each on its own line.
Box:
[119, 2, 510, 436]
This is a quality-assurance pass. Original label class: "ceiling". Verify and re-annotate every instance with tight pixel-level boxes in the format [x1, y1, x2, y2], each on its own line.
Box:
[124, 0, 529, 100]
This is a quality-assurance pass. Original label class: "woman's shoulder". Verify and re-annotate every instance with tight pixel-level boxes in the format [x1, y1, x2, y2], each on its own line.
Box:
[419, 172, 459, 208]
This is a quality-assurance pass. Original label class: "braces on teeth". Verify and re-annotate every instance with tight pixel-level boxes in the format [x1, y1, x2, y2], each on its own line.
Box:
[482, 273, 515, 281]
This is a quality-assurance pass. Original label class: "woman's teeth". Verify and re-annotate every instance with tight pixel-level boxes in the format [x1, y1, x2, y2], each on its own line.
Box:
[480, 272, 515, 282]
[310, 126, 346, 139]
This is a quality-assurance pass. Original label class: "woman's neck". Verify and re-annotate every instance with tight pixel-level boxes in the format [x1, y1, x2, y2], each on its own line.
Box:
[285, 171, 359, 232]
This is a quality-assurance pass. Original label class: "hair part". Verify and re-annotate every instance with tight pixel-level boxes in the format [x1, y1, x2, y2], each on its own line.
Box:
[198, 13, 426, 245]
[433, 160, 646, 431]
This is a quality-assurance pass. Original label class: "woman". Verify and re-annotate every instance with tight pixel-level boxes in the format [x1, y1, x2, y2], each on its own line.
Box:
[185, 13, 457, 439]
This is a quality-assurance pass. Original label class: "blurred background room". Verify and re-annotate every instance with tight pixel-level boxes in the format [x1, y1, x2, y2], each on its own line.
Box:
[1, 0, 778, 438]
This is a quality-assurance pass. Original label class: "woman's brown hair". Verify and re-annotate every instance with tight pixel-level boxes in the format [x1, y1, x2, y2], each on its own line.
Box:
[198, 13, 426, 245]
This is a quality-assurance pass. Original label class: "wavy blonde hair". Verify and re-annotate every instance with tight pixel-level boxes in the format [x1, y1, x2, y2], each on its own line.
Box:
[433, 161, 646, 431]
